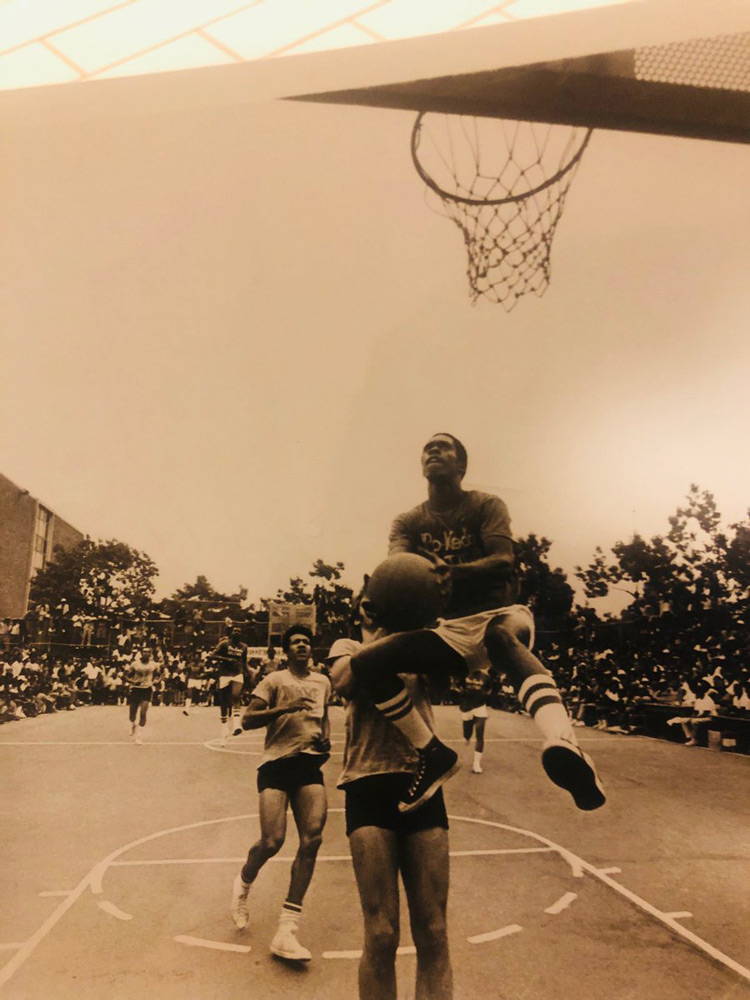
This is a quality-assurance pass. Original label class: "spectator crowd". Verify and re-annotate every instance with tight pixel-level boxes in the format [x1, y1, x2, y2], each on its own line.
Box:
[2, 604, 749, 751]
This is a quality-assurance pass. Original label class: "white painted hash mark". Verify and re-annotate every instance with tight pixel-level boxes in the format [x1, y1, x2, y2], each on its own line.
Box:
[544, 892, 578, 914]
[174, 936, 251, 953]
[468, 924, 523, 944]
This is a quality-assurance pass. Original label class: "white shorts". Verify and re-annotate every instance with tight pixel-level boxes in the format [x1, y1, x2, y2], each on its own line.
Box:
[217, 673, 243, 689]
[433, 605, 535, 674]
[460, 705, 489, 721]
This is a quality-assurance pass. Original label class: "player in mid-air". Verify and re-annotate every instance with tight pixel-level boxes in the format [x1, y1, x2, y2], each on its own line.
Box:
[230, 625, 330, 962]
[207, 626, 254, 744]
[125, 647, 160, 744]
[348, 432, 605, 813]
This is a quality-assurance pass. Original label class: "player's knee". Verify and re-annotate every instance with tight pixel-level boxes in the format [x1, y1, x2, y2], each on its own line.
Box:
[363, 914, 399, 959]
[298, 829, 323, 856]
[411, 913, 448, 954]
[259, 833, 284, 857]
[484, 619, 529, 662]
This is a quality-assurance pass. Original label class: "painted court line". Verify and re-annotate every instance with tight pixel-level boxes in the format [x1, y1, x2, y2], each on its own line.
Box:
[468, 924, 523, 944]
[111, 847, 553, 868]
[545, 892, 578, 915]
[324, 946, 416, 960]
[0, 945, 23, 952]
[38, 890, 72, 898]
[451, 815, 750, 985]
[97, 900, 132, 920]
[4, 808, 748, 990]
[175, 935, 251, 954]
[665, 912, 693, 920]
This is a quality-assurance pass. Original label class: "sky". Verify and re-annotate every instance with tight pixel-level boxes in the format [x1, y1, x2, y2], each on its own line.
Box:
[2, 8, 749, 611]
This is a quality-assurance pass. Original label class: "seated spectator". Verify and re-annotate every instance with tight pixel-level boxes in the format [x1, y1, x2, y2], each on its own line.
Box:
[667, 680, 718, 745]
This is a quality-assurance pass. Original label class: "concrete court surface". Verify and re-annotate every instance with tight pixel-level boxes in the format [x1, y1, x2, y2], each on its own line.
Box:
[1, 703, 748, 1000]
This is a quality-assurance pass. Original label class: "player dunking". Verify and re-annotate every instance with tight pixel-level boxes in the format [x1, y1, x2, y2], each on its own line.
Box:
[230, 625, 331, 961]
[350, 432, 605, 812]
[125, 647, 159, 744]
[208, 627, 254, 744]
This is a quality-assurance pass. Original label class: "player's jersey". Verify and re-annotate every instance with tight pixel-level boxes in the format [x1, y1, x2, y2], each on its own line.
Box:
[327, 637, 435, 786]
[252, 668, 330, 764]
[458, 668, 491, 712]
[211, 639, 247, 677]
[389, 489, 517, 617]
[127, 659, 157, 689]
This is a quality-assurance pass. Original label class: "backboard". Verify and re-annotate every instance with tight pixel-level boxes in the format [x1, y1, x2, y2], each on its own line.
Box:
[289, 0, 750, 144]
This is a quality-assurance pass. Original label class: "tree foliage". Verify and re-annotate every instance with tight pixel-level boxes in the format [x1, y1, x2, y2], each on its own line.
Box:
[30, 538, 158, 622]
[575, 485, 750, 624]
[515, 534, 574, 627]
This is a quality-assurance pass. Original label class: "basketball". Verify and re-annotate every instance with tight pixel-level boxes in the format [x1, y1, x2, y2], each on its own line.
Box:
[364, 552, 445, 631]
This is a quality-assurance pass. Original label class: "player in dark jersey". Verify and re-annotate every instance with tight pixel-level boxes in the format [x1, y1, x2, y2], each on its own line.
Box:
[459, 668, 492, 774]
[208, 627, 254, 745]
[350, 433, 605, 813]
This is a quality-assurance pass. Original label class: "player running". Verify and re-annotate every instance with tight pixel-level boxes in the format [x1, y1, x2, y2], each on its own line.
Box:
[125, 647, 159, 744]
[350, 432, 606, 813]
[207, 627, 254, 744]
[459, 668, 492, 774]
[230, 625, 331, 962]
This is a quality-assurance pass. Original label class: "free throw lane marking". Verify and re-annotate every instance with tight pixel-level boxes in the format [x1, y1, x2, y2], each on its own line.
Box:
[544, 892, 578, 915]
[97, 901, 132, 920]
[175, 936, 251, 953]
[468, 924, 523, 944]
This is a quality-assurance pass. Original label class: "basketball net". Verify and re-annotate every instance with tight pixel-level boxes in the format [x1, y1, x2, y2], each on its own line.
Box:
[411, 114, 592, 310]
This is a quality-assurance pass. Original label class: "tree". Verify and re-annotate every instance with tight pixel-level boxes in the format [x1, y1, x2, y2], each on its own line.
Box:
[171, 576, 247, 605]
[575, 486, 750, 628]
[266, 559, 356, 651]
[515, 534, 575, 628]
[30, 538, 158, 623]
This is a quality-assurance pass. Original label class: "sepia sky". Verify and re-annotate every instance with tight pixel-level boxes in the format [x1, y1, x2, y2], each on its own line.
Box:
[2, 10, 749, 608]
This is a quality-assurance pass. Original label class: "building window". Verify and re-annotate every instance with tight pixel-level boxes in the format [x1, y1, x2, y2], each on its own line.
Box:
[32, 505, 52, 573]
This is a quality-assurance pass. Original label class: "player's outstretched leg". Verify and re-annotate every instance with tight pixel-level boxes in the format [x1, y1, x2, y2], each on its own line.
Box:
[484, 612, 605, 810]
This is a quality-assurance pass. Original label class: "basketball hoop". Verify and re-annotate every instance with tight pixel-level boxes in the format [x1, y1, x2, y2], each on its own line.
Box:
[411, 114, 592, 310]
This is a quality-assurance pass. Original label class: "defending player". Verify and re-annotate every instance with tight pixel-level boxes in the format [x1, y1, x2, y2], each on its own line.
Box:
[350, 433, 605, 813]
[328, 601, 454, 1000]
[208, 626, 253, 744]
[230, 625, 330, 962]
[125, 647, 159, 744]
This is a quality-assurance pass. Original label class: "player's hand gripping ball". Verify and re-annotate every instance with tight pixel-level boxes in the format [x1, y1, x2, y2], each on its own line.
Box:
[363, 553, 446, 632]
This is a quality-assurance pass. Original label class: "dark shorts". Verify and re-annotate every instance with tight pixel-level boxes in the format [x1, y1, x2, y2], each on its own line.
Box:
[128, 686, 152, 706]
[257, 753, 327, 794]
[343, 773, 449, 837]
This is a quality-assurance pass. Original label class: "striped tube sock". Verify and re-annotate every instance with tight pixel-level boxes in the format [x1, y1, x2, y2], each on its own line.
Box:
[279, 900, 302, 929]
[517, 675, 575, 744]
[374, 686, 433, 749]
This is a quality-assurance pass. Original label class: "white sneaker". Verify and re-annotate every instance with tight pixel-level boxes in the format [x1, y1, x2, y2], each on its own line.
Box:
[471, 761, 483, 774]
[270, 924, 311, 962]
[134, 733, 142, 745]
[230, 874, 250, 930]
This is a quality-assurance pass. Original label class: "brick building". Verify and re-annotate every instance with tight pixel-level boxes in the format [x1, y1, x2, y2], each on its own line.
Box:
[0, 473, 84, 619]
